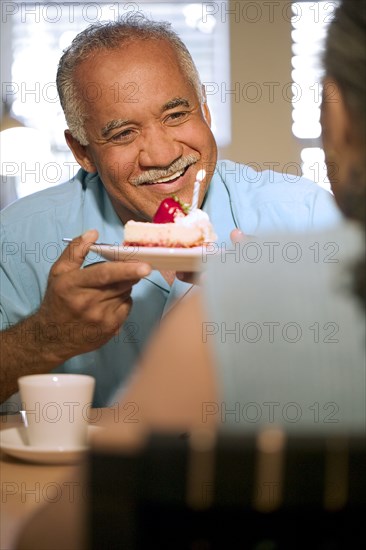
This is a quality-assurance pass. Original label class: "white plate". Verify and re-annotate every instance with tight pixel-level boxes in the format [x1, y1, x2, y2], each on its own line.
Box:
[0, 425, 101, 464]
[89, 243, 215, 272]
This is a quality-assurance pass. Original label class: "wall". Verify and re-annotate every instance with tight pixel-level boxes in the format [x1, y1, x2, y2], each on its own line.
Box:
[219, 0, 302, 174]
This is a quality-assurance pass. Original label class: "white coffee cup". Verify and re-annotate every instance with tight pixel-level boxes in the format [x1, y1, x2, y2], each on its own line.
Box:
[18, 374, 95, 449]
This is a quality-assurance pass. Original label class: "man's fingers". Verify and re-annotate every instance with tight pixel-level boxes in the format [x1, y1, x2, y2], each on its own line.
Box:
[80, 260, 152, 288]
[230, 229, 256, 243]
[54, 230, 99, 274]
[230, 228, 245, 243]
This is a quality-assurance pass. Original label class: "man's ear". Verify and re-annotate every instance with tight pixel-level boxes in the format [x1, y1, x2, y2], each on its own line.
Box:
[201, 85, 212, 126]
[64, 130, 97, 173]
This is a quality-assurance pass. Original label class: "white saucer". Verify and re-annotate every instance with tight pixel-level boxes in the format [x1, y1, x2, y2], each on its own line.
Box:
[0, 425, 101, 464]
[89, 243, 217, 272]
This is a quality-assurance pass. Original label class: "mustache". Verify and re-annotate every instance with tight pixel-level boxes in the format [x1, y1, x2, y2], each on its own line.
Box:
[131, 154, 200, 186]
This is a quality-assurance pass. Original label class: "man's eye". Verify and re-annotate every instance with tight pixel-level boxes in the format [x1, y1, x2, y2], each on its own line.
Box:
[111, 129, 135, 142]
[166, 111, 189, 123]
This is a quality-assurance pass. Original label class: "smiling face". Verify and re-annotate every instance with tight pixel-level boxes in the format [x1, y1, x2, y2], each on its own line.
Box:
[65, 39, 217, 222]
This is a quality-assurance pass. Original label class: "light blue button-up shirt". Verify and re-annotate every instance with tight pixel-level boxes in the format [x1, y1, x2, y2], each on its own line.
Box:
[0, 160, 341, 406]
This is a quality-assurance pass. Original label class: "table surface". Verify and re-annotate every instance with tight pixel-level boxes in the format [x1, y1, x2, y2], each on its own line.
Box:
[0, 410, 115, 550]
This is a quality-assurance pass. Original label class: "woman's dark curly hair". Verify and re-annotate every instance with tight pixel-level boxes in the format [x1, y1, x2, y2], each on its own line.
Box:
[323, 0, 366, 308]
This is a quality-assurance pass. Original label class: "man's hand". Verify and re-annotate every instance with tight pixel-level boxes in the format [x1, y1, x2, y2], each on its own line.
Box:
[0, 230, 151, 403]
[38, 229, 152, 361]
[230, 228, 246, 244]
[230, 228, 254, 243]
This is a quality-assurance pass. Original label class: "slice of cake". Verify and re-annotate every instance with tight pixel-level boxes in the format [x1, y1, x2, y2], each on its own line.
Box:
[123, 196, 217, 248]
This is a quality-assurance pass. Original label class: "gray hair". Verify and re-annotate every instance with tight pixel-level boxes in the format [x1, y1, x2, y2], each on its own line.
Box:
[56, 13, 203, 145]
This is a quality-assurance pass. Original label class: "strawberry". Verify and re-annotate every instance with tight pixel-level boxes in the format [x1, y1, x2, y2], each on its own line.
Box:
[152, 195, 189, 223]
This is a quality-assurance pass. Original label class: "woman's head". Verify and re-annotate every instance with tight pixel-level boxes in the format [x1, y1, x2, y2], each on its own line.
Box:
[321, 0, 366, 307]
[321, 0, 366, 222]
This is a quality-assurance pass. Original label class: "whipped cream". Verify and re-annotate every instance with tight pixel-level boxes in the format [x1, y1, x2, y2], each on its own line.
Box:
[175, 208, 217, 241]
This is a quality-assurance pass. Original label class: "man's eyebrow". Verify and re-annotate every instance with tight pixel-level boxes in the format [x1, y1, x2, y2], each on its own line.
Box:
[101, 119, 130, 138]
[100, 98, 190, 137]
[161, 97, 191, 112]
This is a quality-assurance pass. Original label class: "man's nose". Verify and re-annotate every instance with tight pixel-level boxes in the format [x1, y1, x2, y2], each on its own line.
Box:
[138, 125, 182, 168]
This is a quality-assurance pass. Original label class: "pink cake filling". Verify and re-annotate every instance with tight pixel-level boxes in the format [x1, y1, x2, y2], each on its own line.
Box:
[123, 209, 217, 248]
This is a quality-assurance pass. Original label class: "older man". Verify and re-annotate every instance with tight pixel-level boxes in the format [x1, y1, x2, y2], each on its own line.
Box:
[0, 14, 340, 407]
